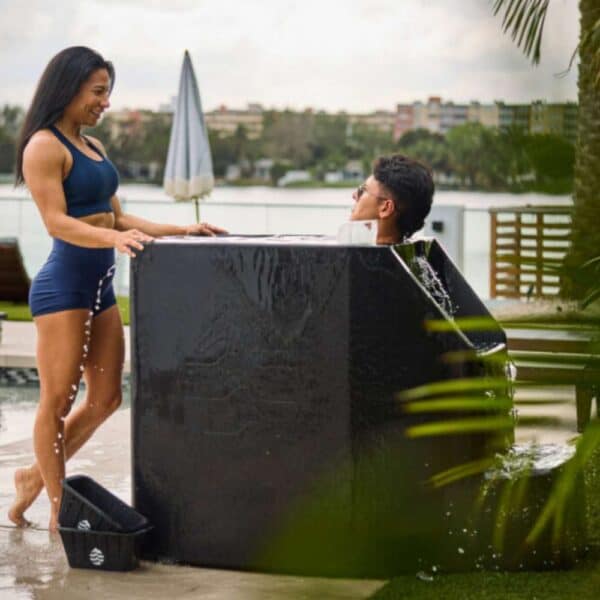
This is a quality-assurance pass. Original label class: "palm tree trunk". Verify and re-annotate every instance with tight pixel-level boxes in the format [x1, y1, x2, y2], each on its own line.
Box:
[563, 0, 600, 297]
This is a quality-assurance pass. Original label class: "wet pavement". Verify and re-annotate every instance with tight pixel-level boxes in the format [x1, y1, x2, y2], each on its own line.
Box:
[0, 408, 385, 599]
[0, 321, 582, 598]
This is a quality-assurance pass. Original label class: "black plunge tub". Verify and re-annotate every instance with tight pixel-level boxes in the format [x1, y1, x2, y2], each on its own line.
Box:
[130, 235, 584, 576]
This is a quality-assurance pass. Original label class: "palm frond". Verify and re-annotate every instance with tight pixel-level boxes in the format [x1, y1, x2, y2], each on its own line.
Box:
[580, 254, 600, 271]
[527, 421, 600, 546]
[429, 457, 496, 488]
[493, 0, 550, 65]
[398, 377, 510, 401]
[406, 416, 514, 438]
[581, 286, 600, 309]
[403, 396, 512, 414]
[425, 316, 500, 332]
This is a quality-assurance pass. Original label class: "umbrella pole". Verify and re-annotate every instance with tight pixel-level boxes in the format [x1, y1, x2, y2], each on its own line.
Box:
[195, 198, 200, 224]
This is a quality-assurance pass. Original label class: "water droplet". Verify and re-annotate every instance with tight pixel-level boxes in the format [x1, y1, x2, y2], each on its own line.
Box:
[54, 449, 60, 454]
[79, 365, 84, 372]
[462, 528, 467, 533]
[458, 547, 465, 554]
[58, 433, 63, 439]
[445, 511, 451, 517]
[71, 384, 77, 391]
[431, 565, 438, 573]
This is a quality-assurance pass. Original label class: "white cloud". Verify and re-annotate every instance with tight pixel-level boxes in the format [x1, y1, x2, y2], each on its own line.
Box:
[0, 0, 579, 112]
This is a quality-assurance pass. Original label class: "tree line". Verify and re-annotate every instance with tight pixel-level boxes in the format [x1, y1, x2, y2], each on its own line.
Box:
[0, 103, 573, 193]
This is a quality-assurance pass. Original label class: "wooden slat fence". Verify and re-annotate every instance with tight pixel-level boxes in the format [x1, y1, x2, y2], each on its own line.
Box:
[489, 205, 573, 299]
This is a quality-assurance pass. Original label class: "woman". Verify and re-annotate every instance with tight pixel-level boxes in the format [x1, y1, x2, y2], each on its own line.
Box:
[8, 46, 225, 532]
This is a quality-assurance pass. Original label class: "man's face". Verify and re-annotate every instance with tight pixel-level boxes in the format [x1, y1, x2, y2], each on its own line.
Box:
[350, 175, 389, 221]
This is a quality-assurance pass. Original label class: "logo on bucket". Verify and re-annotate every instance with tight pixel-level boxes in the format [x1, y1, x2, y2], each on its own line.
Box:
[77, 519, 91, 530]
[89, 547, 105, 566]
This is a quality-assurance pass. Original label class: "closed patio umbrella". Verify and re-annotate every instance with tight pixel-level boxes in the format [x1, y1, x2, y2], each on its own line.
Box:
[163, 50, 214, 223]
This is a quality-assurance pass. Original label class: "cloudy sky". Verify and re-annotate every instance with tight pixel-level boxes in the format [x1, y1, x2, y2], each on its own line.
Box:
[0, 0, 579, 113]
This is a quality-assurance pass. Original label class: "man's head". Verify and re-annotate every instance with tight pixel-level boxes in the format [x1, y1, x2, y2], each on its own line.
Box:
[350, 154, 434, 243]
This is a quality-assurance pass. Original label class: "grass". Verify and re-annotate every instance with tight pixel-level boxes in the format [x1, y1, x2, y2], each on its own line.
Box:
[0, 296, 131, 325]
[371, 560, 600, 599]
[372, 294, 600, 599]
[370, 445, 600, 599]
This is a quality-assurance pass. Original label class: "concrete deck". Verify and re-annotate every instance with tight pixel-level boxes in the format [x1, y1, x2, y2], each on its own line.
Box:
[0, 320, 132, 373]
[0, 321, 385, 599]
[0, 320, 581, 598]
[0, 407, 384, 599]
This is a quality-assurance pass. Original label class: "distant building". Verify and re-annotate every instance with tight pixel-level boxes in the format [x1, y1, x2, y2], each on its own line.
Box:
[439, 101, 469, 135]
[204, 103, 264, 139]
[323, 161, 363, 184]
[496, 102, 531, 132]
[394, 104, 415, 140]
[422, 97, 442, 133]
[343, 160, 364, 181]
[467, 102, 499, 128]
[393, 98, 576, 142]
[397, 97, 469, 137]
[348, 110, 396, 135]
[105, 109, 171, 141]
[324, 171, 344, 184]
[254, 158, 274, 181]
[225, 164, 242, 182]
[277, 170, 312, 187]
[530, 101, 578, 143]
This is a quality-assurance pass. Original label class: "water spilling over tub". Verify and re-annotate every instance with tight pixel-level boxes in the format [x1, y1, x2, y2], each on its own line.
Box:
[130, 235, 584, 576]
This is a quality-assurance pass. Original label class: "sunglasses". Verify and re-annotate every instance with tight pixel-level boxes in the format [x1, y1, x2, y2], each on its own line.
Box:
[354, 183, 388, 201]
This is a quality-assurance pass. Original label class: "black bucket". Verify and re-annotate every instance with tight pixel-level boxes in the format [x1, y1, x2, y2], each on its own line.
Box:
[59, 526, 152, 571]
[59, 475, 149, 532]
[58, 475, 151, 571]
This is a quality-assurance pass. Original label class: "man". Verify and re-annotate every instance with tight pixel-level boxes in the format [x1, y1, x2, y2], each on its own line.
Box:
[350, 154, 434, 244]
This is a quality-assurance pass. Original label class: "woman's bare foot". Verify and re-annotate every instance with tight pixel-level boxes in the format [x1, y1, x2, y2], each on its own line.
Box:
[8, 467, 43, 527]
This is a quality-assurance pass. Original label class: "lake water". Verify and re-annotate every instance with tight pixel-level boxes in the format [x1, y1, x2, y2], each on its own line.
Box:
[0, 184, 572, 299]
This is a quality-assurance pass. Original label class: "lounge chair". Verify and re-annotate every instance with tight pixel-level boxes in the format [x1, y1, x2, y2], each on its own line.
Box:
[0, 237, 30, 302]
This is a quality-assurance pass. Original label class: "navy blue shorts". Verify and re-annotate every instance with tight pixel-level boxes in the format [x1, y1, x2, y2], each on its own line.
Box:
[29, 239, 117, 318]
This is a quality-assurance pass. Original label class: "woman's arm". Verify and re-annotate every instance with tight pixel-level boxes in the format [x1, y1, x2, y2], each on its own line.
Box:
[112, 196, 227, 237]
[24, 132, 152, 257]
[88, 134, 226, 238]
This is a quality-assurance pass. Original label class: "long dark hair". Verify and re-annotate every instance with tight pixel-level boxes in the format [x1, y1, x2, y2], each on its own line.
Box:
[15, 46, 115, 186]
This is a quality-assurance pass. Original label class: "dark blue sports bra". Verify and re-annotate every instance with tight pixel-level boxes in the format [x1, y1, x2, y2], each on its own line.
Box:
[49, 125, 119, 218]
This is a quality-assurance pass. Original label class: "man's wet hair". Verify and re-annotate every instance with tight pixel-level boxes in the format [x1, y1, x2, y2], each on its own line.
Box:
[373, 154, 434, 239]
